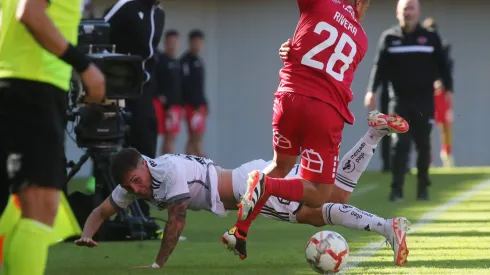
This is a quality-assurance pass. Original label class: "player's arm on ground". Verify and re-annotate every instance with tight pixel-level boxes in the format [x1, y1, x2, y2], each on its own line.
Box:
[16, 0, 71, 57]
[78, 196, 118, 242]
[154, 198, 189, 267]
[433, 33, 454, 93]
[364, 32, 389, 109]
[75, 185, 134, 247]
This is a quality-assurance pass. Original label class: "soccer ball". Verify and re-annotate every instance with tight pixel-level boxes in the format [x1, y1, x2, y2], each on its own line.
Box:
[305, 230, 349, 274]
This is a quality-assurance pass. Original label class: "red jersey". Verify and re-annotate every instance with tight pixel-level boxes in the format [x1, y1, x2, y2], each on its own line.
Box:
[277, 0, 368, 124]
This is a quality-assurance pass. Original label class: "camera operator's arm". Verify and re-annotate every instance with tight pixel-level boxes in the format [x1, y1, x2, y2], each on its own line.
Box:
[17, 0, 105, 103]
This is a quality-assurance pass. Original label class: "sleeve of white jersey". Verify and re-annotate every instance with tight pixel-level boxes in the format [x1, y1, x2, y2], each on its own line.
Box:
[154, 158, 191, 205]
[110, 185, 137, 209]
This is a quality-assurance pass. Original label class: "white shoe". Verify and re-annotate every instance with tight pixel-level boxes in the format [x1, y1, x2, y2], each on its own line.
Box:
[440, 151, 455, 168]
[384, 217, 410, 266]
[368, 109, 409, 136]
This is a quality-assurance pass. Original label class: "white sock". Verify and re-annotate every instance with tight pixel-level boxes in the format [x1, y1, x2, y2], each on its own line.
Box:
[322, 203, 387, 236]
[334, 129, 381, 192]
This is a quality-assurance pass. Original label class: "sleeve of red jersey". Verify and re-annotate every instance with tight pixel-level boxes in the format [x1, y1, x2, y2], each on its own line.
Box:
[296, 0, 315, 12]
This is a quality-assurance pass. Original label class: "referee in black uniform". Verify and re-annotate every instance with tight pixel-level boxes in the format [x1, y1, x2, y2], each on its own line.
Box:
[104, 0, 165, 217]
[364, 0, 453, 201]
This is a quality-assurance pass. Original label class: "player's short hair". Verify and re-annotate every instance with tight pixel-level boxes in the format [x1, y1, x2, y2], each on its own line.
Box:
[165, 29, 179, 39]
[189, 29, 204, 41]
[110, 147, 143, 185]
[423, 17, 438, 30]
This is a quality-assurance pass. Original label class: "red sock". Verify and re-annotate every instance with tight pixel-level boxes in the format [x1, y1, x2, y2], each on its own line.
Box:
[442, 144, 452, 154]
[235, 196, 269, 235]
[264, 176, 304, 201]
[234, 177, 304, 235]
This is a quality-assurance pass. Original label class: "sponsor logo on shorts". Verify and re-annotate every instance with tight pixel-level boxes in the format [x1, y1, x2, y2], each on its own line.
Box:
[7, 153, 22, 179]
[301, 149, 324, 174]
[350, 142, 365, 160]
[273, 131, 292, 149]
[341, 159, 355, 173]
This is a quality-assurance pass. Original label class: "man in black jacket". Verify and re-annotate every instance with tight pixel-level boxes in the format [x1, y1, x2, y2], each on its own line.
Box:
[364, 0, 453, 201]
[104, 0, 165, 216]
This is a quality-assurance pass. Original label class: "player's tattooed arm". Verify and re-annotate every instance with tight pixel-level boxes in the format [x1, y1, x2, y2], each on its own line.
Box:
[154, 198, 189, 267]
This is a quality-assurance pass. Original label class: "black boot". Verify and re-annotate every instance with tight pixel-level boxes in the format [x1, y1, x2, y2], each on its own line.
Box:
[417, 184, 429, 201]
[389, 187, 404, 202]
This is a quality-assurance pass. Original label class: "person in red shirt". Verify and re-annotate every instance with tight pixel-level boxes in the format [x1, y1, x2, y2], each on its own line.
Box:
[422, 17, 455, 167]
[222, 0, 409, 262]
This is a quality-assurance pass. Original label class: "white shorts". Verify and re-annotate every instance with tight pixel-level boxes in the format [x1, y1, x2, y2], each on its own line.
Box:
[231, 159, 302, 223]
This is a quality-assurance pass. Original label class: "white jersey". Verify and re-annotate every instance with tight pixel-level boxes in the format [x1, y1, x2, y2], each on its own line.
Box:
[232, 159, 302, 223]
[111, 154, 226, 216]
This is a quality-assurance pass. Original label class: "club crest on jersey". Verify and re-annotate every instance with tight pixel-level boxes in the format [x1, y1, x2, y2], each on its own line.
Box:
[417, 36, 428, 45]
[343, 5, 355, 19]
[331, 0, 341, 3]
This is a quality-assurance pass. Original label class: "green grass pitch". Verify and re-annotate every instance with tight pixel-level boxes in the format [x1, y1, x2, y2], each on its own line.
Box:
[46, 167, 490, 275]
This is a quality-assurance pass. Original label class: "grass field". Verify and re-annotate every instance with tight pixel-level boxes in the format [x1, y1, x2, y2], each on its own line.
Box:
[46, 168, 490, 275]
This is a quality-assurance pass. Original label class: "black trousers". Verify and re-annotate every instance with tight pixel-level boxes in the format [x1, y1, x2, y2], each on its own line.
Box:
[391, 109, 433, 193]
[379, 87, 391, 171]
[0, 79, 67, 213]
[125, 87, 157, 217]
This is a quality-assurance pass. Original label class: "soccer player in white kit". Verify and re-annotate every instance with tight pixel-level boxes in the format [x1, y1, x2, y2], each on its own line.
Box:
[74, 113, 410, 269]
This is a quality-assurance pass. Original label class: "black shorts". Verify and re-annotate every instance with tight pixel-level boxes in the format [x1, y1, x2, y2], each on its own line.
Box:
[0, 78, 67, 193]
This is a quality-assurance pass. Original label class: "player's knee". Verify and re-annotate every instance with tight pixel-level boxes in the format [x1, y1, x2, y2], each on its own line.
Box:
[17, 185, 60, 226]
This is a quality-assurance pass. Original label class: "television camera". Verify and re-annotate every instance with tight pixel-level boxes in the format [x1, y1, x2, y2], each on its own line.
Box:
[66, 20, 161, 242]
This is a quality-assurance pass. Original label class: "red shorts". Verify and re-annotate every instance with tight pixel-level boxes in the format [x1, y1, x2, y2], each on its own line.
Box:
[434, 90, 453, 124]
[152, 98, 182, 135]
[184, 105, 207, 134]
[272, 92, 344, 183]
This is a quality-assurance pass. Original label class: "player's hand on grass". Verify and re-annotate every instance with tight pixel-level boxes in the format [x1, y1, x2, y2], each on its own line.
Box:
[74, 236, 98, 247]
[279, 39, 292, 61]
[81, 64, 106, 104]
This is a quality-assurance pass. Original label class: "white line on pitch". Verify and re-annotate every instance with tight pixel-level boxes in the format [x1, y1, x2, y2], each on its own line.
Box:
[342, 178, 490, 273]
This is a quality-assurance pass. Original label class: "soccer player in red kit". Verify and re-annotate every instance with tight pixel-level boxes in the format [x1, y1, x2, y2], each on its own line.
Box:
[223, 0, 410, 261]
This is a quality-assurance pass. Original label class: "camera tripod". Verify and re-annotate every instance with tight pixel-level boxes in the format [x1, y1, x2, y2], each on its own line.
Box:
[66, 146, 162, 241]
